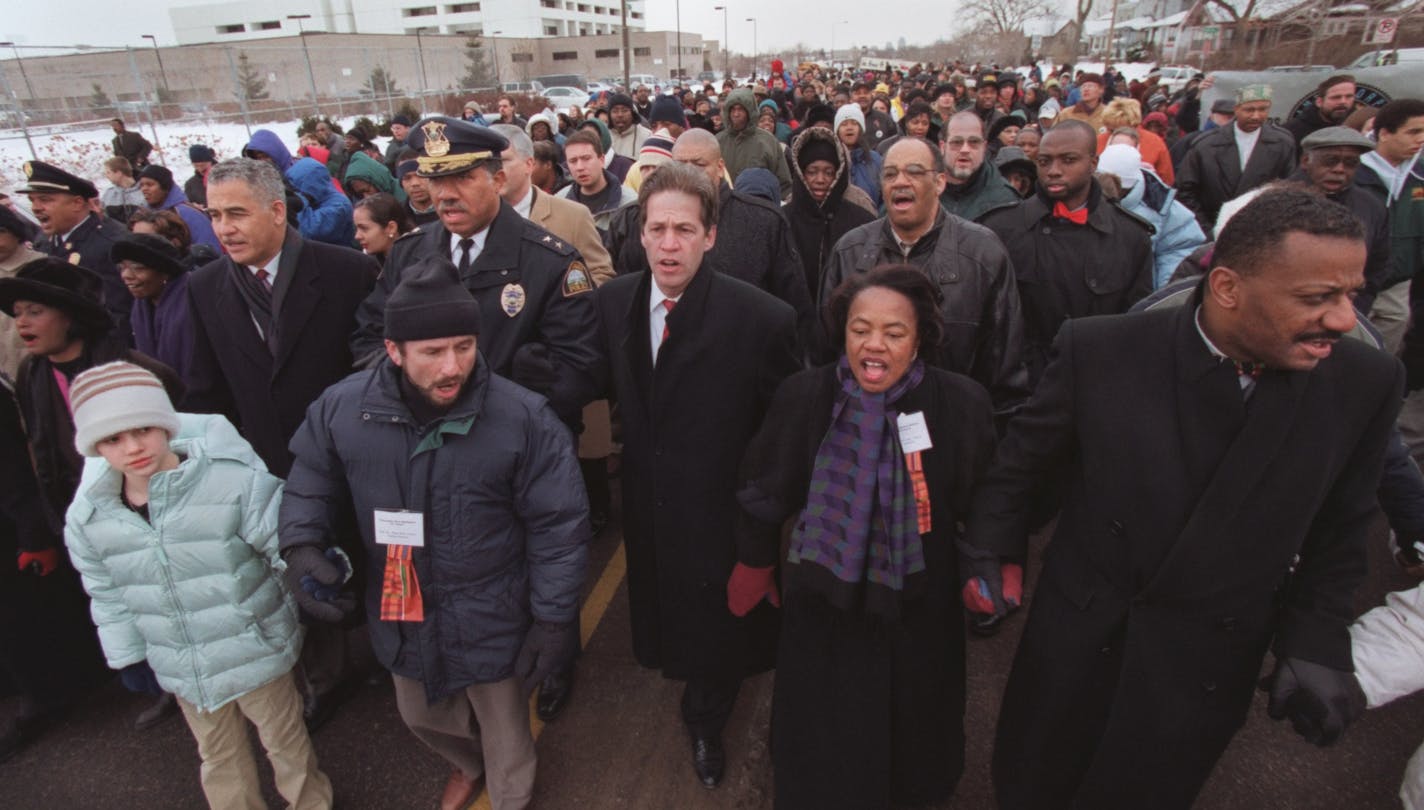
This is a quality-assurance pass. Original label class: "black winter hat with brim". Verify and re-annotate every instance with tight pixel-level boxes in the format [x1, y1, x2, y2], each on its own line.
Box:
[0, 257, 112, 336]
[384, 255, 482, 341]
[110, 233, 187, 277]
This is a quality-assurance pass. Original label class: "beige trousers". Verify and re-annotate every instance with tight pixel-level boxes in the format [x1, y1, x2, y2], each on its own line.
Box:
[176, 671, 334, 810]
[392, 674, 536, 810]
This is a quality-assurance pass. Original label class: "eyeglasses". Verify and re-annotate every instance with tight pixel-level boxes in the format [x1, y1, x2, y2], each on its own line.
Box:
[1312, 153, 1362, 169]
[882, 164, 933, 182]
[944, 137, 985, 150]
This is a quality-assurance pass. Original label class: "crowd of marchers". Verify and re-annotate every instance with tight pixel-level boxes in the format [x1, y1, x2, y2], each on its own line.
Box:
[3, 55, 1424, 810]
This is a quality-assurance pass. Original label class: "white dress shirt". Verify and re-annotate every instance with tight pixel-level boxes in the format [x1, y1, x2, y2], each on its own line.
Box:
[449, 228, 490, 267]
[649, 285, 681, 364]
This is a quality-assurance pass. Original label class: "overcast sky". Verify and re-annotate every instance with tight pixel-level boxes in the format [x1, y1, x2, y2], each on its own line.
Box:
[1, 0, 1051, 56]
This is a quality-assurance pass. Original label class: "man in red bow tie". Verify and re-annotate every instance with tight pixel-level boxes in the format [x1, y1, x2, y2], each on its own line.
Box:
[982, 119, 1155, 386]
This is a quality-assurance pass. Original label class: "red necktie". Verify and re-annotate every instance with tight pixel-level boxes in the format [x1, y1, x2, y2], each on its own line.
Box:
[661, 299, 676, 342]
[255, 268, 272, 290]
[1052, 201, 1089, 225]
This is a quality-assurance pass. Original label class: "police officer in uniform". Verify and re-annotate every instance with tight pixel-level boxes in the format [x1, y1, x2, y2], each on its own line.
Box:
[351, 118, 600, 429]
[19, 161, 131, 342]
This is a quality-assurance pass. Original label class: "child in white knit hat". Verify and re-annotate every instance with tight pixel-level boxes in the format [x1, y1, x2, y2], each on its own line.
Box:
[62, 361, 333, 810]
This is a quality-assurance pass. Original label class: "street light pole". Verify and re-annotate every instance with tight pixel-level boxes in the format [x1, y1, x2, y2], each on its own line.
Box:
[713, 6, 728, 79]
[287, 14, 320, 112]
[0, 42, 36, 101]
[675, 0, 682, 83]
[414, 28, 431, 101]
[831, 20, 848, 65]
[141, 34, 169, 98]
[492, 31, 502, 88]
[0, 52, 36, 158]
[745, 17, 756, 80]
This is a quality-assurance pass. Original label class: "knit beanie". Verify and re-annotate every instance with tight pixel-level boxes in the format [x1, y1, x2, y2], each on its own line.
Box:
[608, 93, 634, 112]
[70, 361, 181, 458]
[803, 103, 835, 128]
[649, 95, 687, 127]
[188, 144, 216, 163]
[637, 133, 675, 170]
[1098, 143, 1143, 190]
[796, 136, 839, 171]
[138, 164, 175, 191]
[833, 104, 865, 133]
[384, 256, 482, 341]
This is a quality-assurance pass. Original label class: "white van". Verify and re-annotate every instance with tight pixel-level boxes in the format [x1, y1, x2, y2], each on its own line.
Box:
[1349, 48, 1424, 68]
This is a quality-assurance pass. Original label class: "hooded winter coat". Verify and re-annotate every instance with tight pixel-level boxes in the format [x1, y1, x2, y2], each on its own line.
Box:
[343, 150, 408, 205]
[243, 130, 356, 247]
[786, 127, 877, 297]
[64, 413, 300, 712]
[718, 88, 793, 198]
[1116, 169, 1207, 289]
[152, 183, 220, 251]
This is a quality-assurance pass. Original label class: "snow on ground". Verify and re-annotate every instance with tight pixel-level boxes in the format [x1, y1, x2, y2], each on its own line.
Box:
[0, 116, 384, 204]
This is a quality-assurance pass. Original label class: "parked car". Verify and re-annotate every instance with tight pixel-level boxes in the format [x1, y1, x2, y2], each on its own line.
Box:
[587, 80, 616, 95]
[1151, 65, 1198, 95]
[543, 86, 588, 108]
[535, 74, 586, 91]
[501, 80, 546, 95]
[1349, 47, 1424, 68]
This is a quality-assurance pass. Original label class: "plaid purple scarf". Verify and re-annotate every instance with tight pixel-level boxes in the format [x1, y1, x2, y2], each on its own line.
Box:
[788, 356, 927, 616]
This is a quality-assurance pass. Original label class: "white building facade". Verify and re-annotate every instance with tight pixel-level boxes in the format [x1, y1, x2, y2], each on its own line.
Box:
[169, 0, 647, 45]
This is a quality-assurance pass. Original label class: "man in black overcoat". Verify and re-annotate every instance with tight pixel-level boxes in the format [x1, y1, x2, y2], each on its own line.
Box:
[964, 187, 1403, 809]
[184, 157, 378, 729]
[592, 163, 800, 789]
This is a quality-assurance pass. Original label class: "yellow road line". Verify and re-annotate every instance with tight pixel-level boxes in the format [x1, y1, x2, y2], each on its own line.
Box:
[467, 542, 627, 809]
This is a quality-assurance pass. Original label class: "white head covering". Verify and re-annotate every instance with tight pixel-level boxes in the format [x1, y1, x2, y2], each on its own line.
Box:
[1098, 143, 1144, 190]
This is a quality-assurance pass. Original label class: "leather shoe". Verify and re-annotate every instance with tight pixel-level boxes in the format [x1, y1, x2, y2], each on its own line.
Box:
[969, 611, 1006, 637]
[691, 734, 725, 789]
[536, 668, 575, 722]
[134, 692, 178, 730]
[440, 768, 482, 810]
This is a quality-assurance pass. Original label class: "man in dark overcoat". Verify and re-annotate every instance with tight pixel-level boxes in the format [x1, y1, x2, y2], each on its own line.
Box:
[184, 157, 378, 729]
[1176, 83, 1298, 231]
[592, 163, 800, 789]
[964, 186, 1402, 809]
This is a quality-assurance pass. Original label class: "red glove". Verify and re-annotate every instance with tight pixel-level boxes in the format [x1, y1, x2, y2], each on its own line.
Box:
[727, 563, 781, 617]
[960, 562, 1024, 615]
[17, 549, 61, 576]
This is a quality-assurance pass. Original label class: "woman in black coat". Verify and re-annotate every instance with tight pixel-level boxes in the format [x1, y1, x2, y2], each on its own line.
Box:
[733, 265, 998, 809]
[784, 126, 876, 301]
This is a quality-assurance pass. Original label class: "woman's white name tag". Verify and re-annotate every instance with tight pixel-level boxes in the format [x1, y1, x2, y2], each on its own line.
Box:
[374, 509, 425, 547]
[896, 411, 933, 454]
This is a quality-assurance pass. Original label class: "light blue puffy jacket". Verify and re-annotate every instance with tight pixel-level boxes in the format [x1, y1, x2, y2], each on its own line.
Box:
[64, 413, 301, 712]
[1119, 169, 1208, 289]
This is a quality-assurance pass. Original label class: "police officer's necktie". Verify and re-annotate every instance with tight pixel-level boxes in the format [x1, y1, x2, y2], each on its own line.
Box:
[457, 238, 474, 274]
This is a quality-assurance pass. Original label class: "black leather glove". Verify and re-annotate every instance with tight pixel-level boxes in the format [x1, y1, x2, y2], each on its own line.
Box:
[511, 343, 559, 397]
[1265, 656, 1366, 747]
[282, 546, 356, 624]
[119, 661, 163, 696]
[515, 619, 579, 694]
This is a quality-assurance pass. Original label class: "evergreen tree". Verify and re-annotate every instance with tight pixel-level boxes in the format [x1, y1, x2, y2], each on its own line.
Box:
[235, 52, 270, 102]
[89, 83, 112, 111]
[460, 36, 493, 89]
[364, 66, 400, 97]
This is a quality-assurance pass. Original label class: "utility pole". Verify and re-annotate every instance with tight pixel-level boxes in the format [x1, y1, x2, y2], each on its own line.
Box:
[1106, 0, 1120, 61]
[675, 0, 682, 82]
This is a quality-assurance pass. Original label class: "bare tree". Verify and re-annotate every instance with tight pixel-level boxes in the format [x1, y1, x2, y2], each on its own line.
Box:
[1075, 0, 1096, 33]
[961, 0, 1056, 34]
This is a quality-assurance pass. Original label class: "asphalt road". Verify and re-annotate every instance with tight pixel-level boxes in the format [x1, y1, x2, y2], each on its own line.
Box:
[2, 501, 1421, 809]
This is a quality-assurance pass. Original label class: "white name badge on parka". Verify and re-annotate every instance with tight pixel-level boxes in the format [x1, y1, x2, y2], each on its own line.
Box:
[896, 411, 934, 454]
[374, 509, 426, 547]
